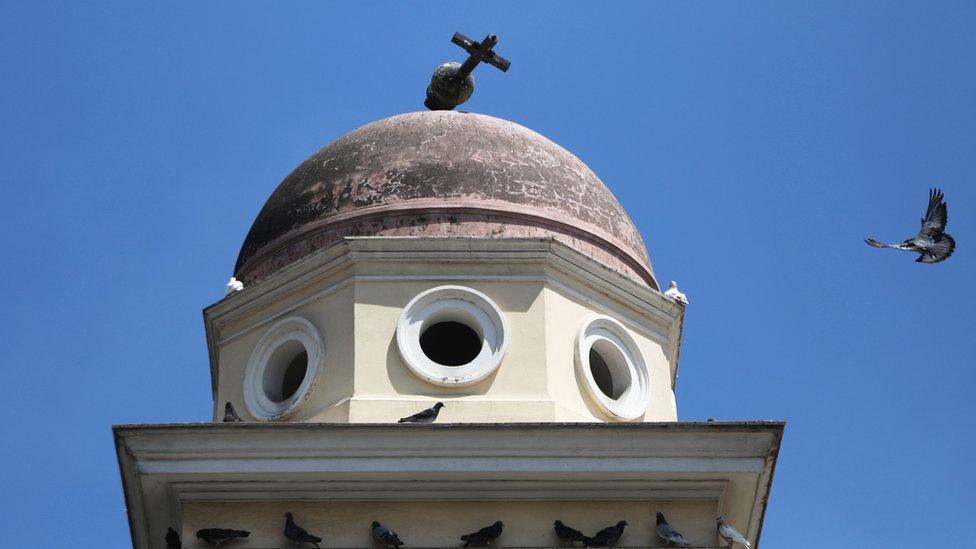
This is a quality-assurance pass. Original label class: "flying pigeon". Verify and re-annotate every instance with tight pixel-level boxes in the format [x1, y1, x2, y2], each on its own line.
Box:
[664, 281, 688, 305]
[398, 402, 445, 423]
[583, 521, 627, 547]
[460, 521, 504, 547]
[554, 520, 586, 545]
[372, 521, 404, 548]
[716, 516, 750, 548]
[195, 528, 250, 547]
[655, 513, 691, 547]
[225, 277, 244, 295]
[284, 512, 323, 548]
[223, 402, 242, 423]
[865, 188, 956, 263]
[166, 527, 181, 549]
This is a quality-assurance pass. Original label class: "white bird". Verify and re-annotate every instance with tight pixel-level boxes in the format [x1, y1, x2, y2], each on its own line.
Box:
[663, 281, 688, 305]
[225, 277, 244, 295]
[717, 516, 750, 548]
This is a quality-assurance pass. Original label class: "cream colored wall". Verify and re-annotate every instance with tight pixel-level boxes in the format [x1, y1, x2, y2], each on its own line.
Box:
[182, 500, 721, 549]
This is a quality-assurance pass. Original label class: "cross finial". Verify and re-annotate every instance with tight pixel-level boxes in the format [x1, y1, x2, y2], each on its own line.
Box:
[425, 32, 511, 111]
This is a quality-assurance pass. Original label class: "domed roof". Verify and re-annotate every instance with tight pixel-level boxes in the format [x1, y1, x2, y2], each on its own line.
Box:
[235, 111, 657, 289]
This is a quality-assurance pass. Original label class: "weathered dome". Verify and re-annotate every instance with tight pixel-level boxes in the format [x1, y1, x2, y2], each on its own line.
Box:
[235, 111, 657, 289]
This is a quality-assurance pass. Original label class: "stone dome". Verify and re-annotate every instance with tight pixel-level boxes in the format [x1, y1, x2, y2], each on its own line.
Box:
[235, 111, 657, 289]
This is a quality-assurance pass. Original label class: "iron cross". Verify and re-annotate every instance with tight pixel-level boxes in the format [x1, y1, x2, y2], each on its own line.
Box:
[451, 32, 511, 80]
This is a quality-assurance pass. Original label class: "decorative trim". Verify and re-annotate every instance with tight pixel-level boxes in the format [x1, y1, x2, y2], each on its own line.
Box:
[243, 316, 324, 420]
[575, 316, 650, 421]
[396, 285, 509, 386]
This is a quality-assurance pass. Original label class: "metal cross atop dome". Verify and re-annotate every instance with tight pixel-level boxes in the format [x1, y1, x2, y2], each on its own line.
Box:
[425, 32, 511, 111]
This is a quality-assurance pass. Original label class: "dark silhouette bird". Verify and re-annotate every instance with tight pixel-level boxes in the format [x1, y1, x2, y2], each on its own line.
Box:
[655, 513, 691, 547]
[284, 512, 323, 548]
[460, 521, 504, 547]
[716, 516, 750, 548]
[195, 528, 250, 547]
[398, 402, 445, 423]
[865, 188, 956, 263]
[372, 521, 404, 548]
[223, 402, 242, 422]
[166, 527, 181, 549]
[583, 521, 627, 547]
[554, 520, 586, 545]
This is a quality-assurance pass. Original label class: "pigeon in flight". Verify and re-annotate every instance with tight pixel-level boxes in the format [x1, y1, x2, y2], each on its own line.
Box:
[716, 516, 750, 548]
[655, 513, 691, 547]
[398, 402, 445, 423]
[554, 520, 586, 545]
[225, 277, 244, 295]
[664, 281, 688, 305]
[372, 521, 404, 548]
[583, 521, 627, 547]
[166, 527, 181, 549]
[284, 512, 323, 548]
[195, 528, 250, 547]
[222, 402, 242, 423]
[460, 521, 504, 547]
[865, 188, 955, 263]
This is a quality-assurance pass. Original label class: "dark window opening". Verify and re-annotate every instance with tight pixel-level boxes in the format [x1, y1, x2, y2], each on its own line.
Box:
[420, 321, 482, 366]
[589, 348, 618, 399]
[278, 350, 308, 402]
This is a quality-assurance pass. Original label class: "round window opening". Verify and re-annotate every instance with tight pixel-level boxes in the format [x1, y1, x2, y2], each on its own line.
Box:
[396, 285, 509, 387]
[576, 316, 649, 421]
[244, 316, 324, 420]
[420, 321, 483, 366]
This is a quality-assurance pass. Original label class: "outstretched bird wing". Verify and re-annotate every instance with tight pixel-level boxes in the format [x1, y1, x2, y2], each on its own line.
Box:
[919, 188, 949, 238]
[864, 238, 896, 249]
[917, 234, 956, 263]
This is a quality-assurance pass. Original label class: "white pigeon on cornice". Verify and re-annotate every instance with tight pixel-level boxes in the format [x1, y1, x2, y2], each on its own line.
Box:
[225, 276, 244, 295]
[717, 516, 751, 548]
[664, 280, 688, 305]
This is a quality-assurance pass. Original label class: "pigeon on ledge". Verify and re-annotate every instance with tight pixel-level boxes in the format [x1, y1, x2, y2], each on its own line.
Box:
[222, 402, 242, 423]
[372, 521, 404, 548]
[554, 520, 586, 545]
[655, 513, 691, 547]
[284, 512, 323, 548]
[195, 528, 249, 547]
[583, 521, 627, 547]
[664, 281, 688, 305]
[225, 277, 244, 295]
[717, 516, 751, 548]
[398, 402, 445, 423]
[460, 521, 504, 547]
[865, 188, 956, 263]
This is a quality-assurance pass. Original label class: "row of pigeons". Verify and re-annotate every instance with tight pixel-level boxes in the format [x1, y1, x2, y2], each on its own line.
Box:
[171, 512, 750, 548]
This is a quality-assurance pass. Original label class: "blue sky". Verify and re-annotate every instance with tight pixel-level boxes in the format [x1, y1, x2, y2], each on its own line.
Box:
[1, 2, 974, 547]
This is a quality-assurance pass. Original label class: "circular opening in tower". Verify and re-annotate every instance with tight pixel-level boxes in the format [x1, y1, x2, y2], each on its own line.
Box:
[588, 341, 631, 400]
[244, 316, 324, 420]
[576, 316, 650, 421]
[262, 341, 309, 403]
[420, 321, 483, 366]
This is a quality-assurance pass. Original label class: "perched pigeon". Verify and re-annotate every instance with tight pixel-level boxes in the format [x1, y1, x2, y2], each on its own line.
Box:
[225, 277, 244, 295]
[583, 521, 627, 547]
[284, 513, 323, 548]
[664, 281, 688, 305]
[398, 402, 445, 423]
[195, 528, 250, 548]
[865, 188, 956, 263]
[554, 520, 586, 545]
[655, 513, 691, 547]
[166, 527, 181, 549]
[460, 521, 504, 547]
[223, 402, 242, 423]
[371, 521, 404, 548]
[716, 516, 750, 548]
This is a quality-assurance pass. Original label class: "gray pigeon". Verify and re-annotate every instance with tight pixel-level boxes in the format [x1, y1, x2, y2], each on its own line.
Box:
[583, 521, 627, 547]
[284, 512, 323, 548]
[554, 520, 585, 545]
[460, 521, 504, 547]
[398, 402, 445, 423]
[372, 521, 404, 548]
[655, 513, 691, 547]
[166, 527, 181, 549]
[716, 516, 750, 548]
[223, 402, 242, 423]
[866, 188, 955, 263]
[195, 528, 250, 547]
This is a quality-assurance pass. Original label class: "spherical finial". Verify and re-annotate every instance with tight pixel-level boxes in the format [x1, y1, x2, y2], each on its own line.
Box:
[425, 62, 475, 110]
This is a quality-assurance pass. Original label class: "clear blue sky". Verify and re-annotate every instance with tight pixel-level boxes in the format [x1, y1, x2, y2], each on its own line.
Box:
[1, 2, 973, 547]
